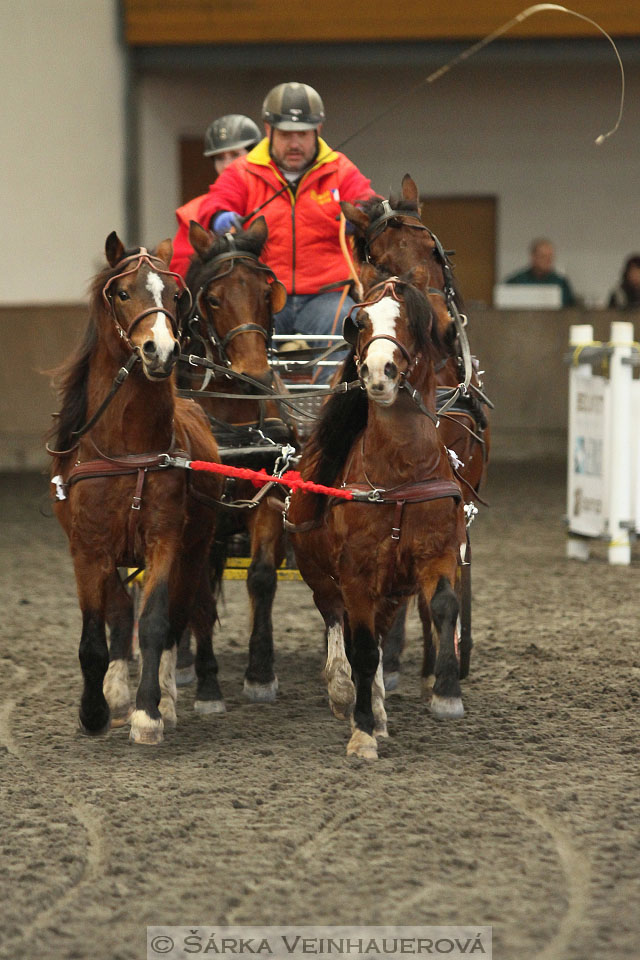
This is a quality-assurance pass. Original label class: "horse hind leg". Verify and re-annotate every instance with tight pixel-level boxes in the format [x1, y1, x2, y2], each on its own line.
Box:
[429, 576, 464, 719]
[103, 571, 134, 727]
[382, 601, 407, 692]
[176, 627, 196, 686]
[372, 644, 388, 738]
[243, 514, 282, 703]
[325, 617, 355, 721]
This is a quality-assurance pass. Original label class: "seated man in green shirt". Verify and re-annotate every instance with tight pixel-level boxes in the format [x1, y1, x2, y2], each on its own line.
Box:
[505, 238, 577, 307]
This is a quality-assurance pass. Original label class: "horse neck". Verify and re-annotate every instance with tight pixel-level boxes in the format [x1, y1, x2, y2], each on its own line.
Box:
[85, 330, 176, 456]
[361, 361, 440, 480]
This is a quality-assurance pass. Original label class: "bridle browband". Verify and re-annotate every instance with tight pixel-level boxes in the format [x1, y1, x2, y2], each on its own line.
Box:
[189, 235, 279, 367]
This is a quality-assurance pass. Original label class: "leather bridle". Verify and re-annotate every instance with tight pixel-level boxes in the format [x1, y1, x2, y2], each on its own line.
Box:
[189, 238, 279, 368]
[345, 277, 421, 375]
[102, 248, 188, 352]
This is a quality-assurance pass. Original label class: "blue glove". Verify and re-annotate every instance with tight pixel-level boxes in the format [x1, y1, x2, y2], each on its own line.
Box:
[213, 211, 241, 234]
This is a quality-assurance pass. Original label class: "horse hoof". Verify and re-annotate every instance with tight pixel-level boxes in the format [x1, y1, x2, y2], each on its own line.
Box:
[129, 710, 164, 745]
[194, 698, 226, 715]
[430, 694, 464, 719]
[175, 665, 196, 686]
[421, 674, 436, 696]
[77, 716, 110, 738]
[383, 671, 400, 692]
[109, 704, 133, 728]
[159, 707, 177, 730]
[346, 730, 378, 760]
[243, 678, 278, 703]
[374, 723, 389, 739]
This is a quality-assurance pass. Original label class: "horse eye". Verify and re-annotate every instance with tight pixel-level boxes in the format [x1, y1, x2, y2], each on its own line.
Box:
[117, 290, 129, 301]
[207, 295, 220, 308]
[173, 291, 180, 301]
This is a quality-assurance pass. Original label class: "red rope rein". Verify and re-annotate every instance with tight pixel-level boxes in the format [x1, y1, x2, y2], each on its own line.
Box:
[188, 460, 354, 500]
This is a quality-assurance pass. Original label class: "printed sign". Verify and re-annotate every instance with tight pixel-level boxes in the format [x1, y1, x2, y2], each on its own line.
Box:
[567, 371, 609, 537]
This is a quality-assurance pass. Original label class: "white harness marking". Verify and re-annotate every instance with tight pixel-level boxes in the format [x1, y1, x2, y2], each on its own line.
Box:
[145, 270, 175, 361]
[365, 297, 400, 380]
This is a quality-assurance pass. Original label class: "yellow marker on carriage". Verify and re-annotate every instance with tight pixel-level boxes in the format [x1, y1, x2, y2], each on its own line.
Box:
[224, 557, 303, 581]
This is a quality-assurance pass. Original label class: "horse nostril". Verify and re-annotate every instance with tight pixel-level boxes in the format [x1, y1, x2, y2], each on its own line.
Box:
[360, 363, 369, 380]
[384, 362, 398, 379]
[142, 340, 156, 357]
[172, 341, 180, 359]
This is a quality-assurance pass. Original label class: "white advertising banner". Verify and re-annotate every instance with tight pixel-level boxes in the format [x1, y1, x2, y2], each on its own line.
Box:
[567, 371, 609, 537]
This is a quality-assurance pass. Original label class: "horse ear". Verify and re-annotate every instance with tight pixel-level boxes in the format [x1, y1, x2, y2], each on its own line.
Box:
[401, 174, 419, 206]
[105, 231, 125, 267]
[341, 201, 369, 235]
[154, 238, 173, 266]
[269, 280, 287, 315]
[247, 216, 268, 246]
[189, 220, 215, 259]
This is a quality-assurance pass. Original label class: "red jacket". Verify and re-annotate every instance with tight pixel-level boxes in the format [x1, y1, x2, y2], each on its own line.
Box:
[170, 137, 374, 294]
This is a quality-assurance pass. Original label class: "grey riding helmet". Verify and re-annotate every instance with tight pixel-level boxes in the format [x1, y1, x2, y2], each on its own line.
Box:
[203, 115, 261, 157]
[261, 83, 325, 130]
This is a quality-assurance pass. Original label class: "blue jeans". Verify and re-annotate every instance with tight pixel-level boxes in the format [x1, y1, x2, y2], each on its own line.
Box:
[274, 289, 354, 383]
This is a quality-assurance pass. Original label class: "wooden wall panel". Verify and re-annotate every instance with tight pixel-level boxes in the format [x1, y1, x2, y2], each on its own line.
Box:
[124, 1, 640, 46]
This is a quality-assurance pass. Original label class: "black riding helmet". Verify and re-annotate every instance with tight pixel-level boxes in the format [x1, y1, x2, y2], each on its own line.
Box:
[261, 82, 325, 130]
[203, 114, 261, 157]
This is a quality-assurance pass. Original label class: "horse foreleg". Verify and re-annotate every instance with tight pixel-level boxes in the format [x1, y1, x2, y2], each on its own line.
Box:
[243, 507, 283, 703]
[130, 565, 172, 745]
[428, 574, 464, 719]
[191, 564, 225, 716]
[103, 570, 134, 727]
[345, 615, 381, 760]
[72, 552, 110, 735]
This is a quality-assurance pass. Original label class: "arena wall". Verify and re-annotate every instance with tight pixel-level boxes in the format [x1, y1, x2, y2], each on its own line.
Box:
[2, 305, 622, 471]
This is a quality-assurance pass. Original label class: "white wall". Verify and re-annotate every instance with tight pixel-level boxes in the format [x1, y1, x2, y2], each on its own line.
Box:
[139, 57, 640, 307]
[0, 0, 125, 304]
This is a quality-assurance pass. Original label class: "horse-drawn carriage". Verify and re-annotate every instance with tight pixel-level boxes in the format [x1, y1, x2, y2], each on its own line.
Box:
[48, 176, 492, 757]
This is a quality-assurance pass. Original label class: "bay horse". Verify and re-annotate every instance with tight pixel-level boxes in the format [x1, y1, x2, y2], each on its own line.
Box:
[48, 233, 223, 744]
[179, 217, 294, 703]
[342, 175, 492, 686]
[287, 265, 467, 759]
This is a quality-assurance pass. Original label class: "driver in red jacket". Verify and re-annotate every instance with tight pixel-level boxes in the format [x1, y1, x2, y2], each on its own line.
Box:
[171, 82, 375, 378]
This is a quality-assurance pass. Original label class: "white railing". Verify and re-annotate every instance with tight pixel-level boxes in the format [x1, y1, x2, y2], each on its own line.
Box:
[566, 321, 640, 565]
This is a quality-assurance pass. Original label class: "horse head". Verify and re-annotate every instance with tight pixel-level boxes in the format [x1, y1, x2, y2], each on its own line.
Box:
[187, 217, 286, 387]
[342, 175, 443, 281]
[345, 263, 438, 407]
[103, 232, 183, 380]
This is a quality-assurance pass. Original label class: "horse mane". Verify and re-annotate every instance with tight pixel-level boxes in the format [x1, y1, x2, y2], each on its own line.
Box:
[46, 248, 142, 457]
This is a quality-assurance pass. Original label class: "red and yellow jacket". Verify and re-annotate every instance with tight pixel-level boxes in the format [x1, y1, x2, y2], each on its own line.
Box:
[170, 138, 374, 293]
